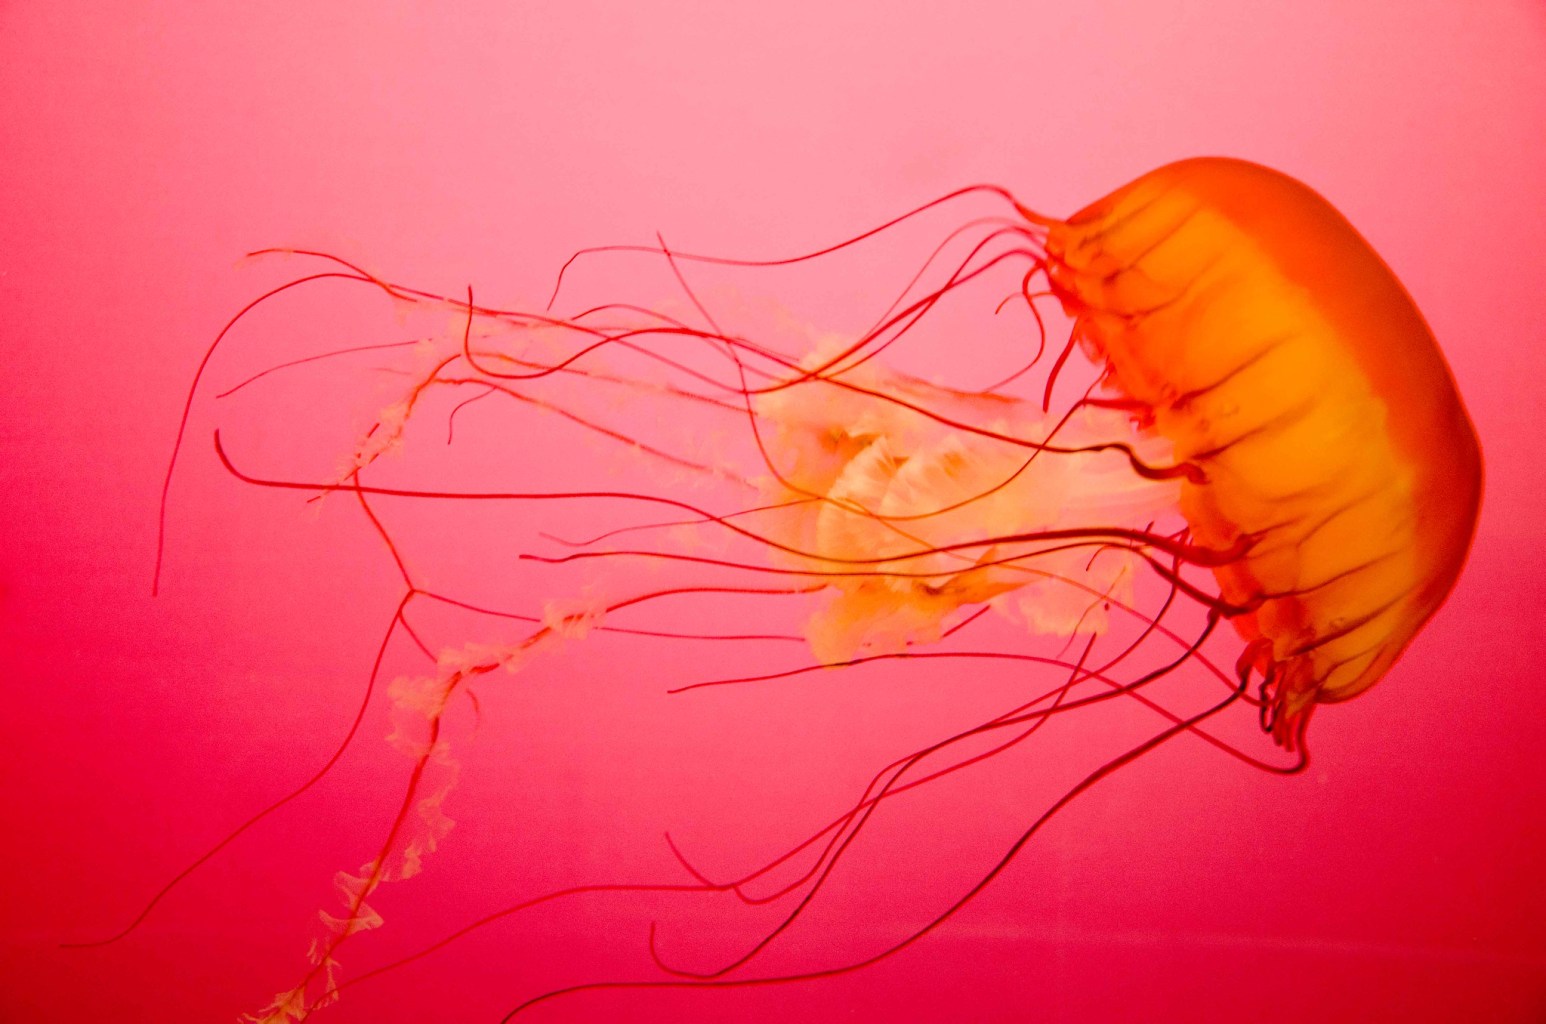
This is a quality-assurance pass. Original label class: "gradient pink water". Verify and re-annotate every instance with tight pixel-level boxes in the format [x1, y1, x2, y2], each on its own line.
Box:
[3, 3, 1545, 1022]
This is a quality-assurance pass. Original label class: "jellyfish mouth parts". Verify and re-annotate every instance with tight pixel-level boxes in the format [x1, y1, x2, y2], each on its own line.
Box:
[155, 193, 1322, 1023]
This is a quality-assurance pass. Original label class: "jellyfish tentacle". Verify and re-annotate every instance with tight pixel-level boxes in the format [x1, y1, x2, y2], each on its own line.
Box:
[277, 561, 1228, 1005]
[212, 426, 1237, 612]
[981, 273, 1052, 392]
[640, 610, 1221, 983]
[60, 588, 415, 950]
[262, 578, 835, 1022]
[214, 338, 425, 400]
[656, 636, 1101, 927]
[496, 617, 1245, 1023]
[544, 183, 1027, 310]
[866, 216, 1042, 351]
[294, 645, 1104, 1010]
[156, 267, 400, 594]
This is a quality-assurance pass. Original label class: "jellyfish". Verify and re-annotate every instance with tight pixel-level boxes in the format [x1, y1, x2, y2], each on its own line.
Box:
[121, 157, 1479, 1021]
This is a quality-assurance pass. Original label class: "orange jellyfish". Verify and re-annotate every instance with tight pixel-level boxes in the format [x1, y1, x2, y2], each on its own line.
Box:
[122, 157, 1478, 1021]
[1036, 157, 1483, 748]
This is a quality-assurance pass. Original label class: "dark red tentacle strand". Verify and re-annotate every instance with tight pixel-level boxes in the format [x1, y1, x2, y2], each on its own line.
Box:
[137, 181, 1317, 1024]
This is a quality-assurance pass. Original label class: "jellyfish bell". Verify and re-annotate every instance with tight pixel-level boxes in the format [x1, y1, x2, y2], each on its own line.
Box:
[119, 157, 1481, 1021]
[1036, 156, 1483, 745]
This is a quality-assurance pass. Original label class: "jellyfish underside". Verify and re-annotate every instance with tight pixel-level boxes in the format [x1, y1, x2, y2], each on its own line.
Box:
[141, 162, 1476, 1022]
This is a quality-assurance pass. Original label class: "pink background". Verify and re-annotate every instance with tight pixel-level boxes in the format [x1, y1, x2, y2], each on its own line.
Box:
[3, 2, 1545, 1022]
